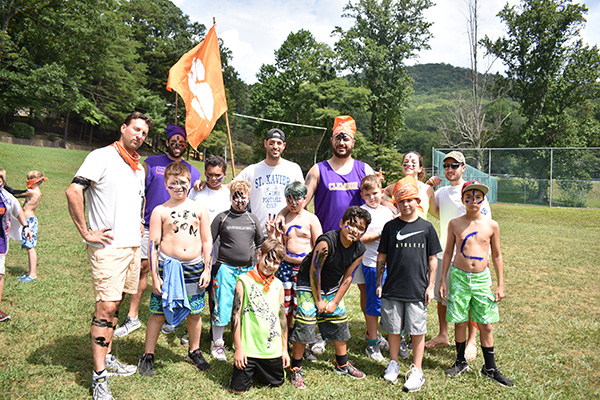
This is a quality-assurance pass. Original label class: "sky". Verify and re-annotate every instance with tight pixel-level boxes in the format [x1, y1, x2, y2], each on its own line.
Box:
[173, 0, 600, 84]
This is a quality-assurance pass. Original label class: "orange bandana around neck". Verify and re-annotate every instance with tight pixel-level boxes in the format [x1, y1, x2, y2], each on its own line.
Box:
[111, 141, 141, 171]
[26, 177, 47, 189]
[247, 267, 275, 293]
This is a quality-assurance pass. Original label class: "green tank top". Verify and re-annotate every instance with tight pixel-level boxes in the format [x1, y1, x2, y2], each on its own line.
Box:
[237, 273, 283, 358]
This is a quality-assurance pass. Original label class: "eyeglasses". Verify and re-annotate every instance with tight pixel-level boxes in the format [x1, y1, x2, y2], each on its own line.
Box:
[443, 163, 461, 170]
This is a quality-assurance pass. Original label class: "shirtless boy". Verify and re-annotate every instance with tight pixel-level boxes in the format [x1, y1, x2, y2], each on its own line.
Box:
[138, 162, 213, 376]
[19, 170, 46, 283]
[266, 181, 322, 335]
[439, 181, 514, 387]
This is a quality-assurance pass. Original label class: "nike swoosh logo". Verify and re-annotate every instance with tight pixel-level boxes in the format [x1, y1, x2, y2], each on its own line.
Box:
[396, 230, 424, 241]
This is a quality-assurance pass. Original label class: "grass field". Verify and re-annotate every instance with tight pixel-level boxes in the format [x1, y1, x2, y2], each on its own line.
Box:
[0, 142, 599, 399]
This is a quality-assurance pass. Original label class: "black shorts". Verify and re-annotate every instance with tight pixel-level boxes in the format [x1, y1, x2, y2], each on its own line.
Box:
[230, 357, 284, 393]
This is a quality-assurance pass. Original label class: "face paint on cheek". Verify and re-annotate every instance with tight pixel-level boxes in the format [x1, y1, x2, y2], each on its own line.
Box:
[233, 191, 248, 208]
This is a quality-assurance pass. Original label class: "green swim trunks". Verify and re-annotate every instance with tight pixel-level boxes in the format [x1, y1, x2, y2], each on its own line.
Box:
[446, 265, 499, 325]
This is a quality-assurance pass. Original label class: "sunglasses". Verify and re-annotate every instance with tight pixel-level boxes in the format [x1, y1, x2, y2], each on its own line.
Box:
[443, 163, 461, 169]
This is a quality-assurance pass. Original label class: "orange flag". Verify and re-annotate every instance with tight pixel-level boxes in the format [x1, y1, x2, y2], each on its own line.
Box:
[167, 26, 228, 150]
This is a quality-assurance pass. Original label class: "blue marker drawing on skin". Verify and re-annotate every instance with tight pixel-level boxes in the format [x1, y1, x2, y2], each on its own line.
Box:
[460, 231, 484, 261]
[286, 224, 303, 236]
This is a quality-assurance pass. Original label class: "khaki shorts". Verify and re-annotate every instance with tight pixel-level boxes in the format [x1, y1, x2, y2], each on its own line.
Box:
[87, 245, 141, 302]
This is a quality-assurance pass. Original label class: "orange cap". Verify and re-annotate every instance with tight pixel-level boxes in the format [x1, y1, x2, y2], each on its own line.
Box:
[332, 116, 356, 139]
[393, 175, 421, 204]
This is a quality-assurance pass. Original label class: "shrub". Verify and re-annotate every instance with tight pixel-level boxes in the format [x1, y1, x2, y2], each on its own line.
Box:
[47, 133, 59, 142]
[11, 122, 35, 139]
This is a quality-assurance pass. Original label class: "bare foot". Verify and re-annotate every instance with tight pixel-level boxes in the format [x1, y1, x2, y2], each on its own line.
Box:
[465, 342, 477, 360]
[425, 335, 449, 349]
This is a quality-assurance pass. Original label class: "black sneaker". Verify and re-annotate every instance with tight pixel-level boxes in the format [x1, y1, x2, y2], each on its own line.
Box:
[481, 366, 515, 387]
[334, 361, 366, 379]
[187, 349, 210, 371]
[446, 359, 469, 377]
[138, 353, 154, 377]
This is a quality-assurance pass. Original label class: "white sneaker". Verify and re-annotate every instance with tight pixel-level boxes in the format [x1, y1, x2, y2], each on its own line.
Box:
[114, 316, 141, 338]
[211, 339, 227, 362]
[92, 375, 114, 400]
[365, 344, 385, 362]
[383, 359, 400, 384]
[105, 354, 137, 377]
[161, 322, 176, 334]
[311, 334, 326, 355]
[403, 365, 425, 392]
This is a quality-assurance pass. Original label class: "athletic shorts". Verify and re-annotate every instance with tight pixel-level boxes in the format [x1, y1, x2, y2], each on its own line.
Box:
[21, 216, 38, 249]
[363, 263, 386, 317]
[434, 256, 450, 305]
[87, 245, 140, 302]
[149, 292, 205, 315]
[0, 253, 5, 275]
[351, 260, 365, 284]
[275, 260, 300, 316]
[212, 263, 253, 326]
[380, 298, 427, 336]
[291, 288, 350, 344]
[140, 228, 149, 259]
[230, 357, 284, 393]
[447, 266, 499, 325]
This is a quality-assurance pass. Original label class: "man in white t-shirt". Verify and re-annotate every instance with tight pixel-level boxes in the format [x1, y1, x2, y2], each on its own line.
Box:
[426, 151, 491, 361]
[66, 112, 152, 400]
[234, 129, 304, 235]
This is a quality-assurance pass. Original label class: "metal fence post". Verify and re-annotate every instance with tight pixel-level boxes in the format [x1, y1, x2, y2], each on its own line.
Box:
[550, 148, 554, 207]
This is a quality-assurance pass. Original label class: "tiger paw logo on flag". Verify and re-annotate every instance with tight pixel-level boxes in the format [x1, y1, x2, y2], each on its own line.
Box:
[188, 58, 215, 124]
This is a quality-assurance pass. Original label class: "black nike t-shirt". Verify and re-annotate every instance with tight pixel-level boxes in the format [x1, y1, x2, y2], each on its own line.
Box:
[378, 217, 441, 302]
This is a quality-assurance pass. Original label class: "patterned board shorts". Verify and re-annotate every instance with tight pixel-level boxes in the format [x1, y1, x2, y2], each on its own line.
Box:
[275, 260, 300, 316]
[446, 265, 499, 325]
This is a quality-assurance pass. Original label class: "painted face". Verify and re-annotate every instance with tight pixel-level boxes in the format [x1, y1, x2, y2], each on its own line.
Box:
[166, 134, 187, 158]
[205, 165, 225, 190]
[231, 190, 249, 211]
[395, 198, 417, 216]
[402, 153, 421, 178]
[361, 187, 382, 209]
[463, 190, 485, 207]
[264, 138, 285, 160]
[331, 134, 354, 158]
[443, 157, 464, 182]
[120, 118, 149, 152]
[258, 249, 281, 277]
[166, 175, 190, 197]
[340, 216, 366, 242]
[285, 195, 304, 213]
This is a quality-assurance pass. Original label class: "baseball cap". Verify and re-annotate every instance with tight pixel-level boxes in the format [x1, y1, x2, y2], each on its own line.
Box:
[462, 180, 489, 196]
[443, 151, 466, 164]
[332, 115, 356, 139]
[265, 128, 286, 142]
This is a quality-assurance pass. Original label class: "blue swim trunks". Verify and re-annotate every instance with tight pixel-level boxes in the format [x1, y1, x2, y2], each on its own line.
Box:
[21, 216, 38, 249]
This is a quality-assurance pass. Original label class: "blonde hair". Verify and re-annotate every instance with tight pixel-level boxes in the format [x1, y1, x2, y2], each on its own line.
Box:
[27, 170, 44, 180]
[0, 169, 6, 182]
[230, 180, 251, 195]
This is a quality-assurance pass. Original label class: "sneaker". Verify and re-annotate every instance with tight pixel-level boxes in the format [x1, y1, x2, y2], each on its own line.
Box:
[113, 316, 141, 338]
[105, 354, 137, 377]
[403, 364, 425, 392]
[187, 349, 210, 371]
[210, 339, 227, 362]
[384, 359, 400, 384]
[18, 275, 37, 283]
[364, 331, 389, 351]
[161, 322, 176, 334]
[180, 333, 189, 346]
[138, 353, 154, 377]
[335, 361, 365, 379]
[17, 273, 27, 279]
[311, 334, 326, 355]
[446, 359, 469, 377]
[303, 345, 317, 362]
[398, 337, 409, 360]
[481, 365, 515, 387]
[365, 344, 384, 362]
[92, 375, 114, 400]
[290, 366, 306, 389]
[0, 309, 10, 322]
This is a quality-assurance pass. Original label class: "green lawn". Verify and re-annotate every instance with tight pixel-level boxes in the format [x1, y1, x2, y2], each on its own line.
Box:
[0, 142, 599, 399]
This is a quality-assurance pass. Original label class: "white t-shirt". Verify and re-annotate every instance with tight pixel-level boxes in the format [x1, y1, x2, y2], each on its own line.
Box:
[435, 184, 492, 254]
[2, 189, 23, 245]
[235, 159, 304, 234]
[75, 146, 145, 248]
[360, 203, 395, 267]
[189, 185, 230, 223]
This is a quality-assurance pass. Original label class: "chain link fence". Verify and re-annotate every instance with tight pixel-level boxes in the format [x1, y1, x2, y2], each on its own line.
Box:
[432, 147, 600, 208]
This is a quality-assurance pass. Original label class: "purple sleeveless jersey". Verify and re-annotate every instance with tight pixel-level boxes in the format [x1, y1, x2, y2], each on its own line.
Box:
[143, 154, 201, 227]
[313, 159, 367, 232]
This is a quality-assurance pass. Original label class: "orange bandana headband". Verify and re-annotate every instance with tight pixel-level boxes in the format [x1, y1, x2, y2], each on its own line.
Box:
[27, 177, 47, 189]
[111, 141, 141, 171]
[393, 175, 423, 213]
[332, 115, 356, 139]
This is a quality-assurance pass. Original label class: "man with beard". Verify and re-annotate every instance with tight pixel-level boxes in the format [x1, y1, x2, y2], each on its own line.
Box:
[305, 116, 376, 233]
[113, 124, 201, 338]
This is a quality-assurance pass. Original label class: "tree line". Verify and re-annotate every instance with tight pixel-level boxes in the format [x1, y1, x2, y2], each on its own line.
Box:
[1, 0, 599, 191]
